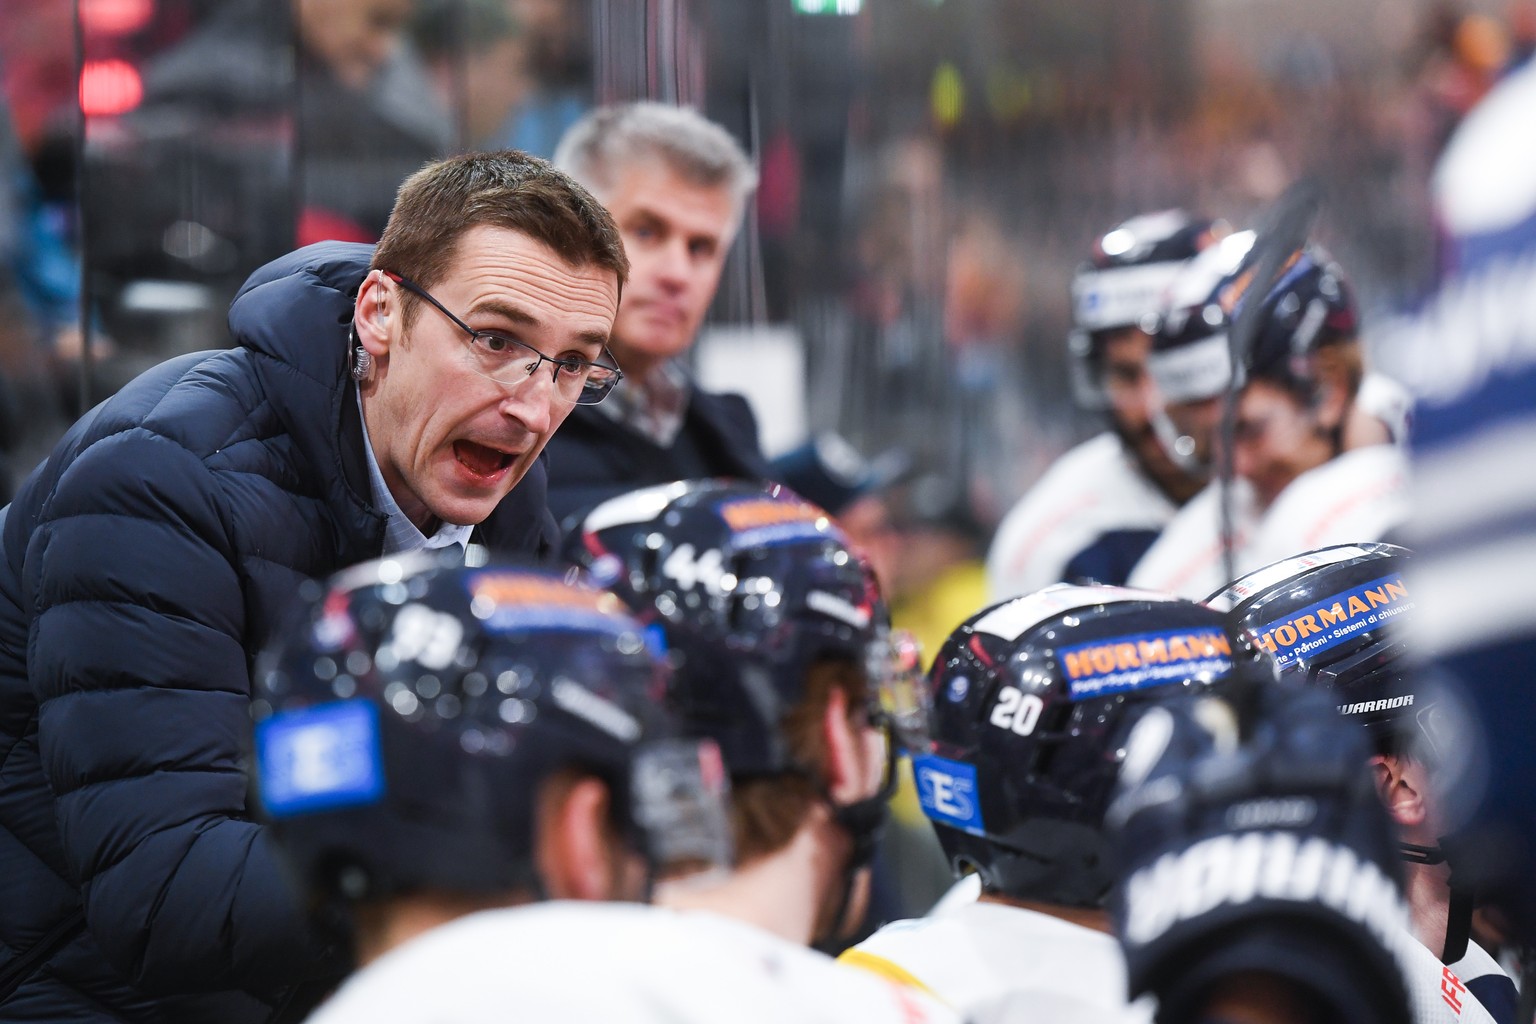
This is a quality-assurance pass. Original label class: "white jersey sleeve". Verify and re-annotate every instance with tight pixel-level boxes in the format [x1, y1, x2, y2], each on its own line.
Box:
[1447, 941, 1520, 1024]
[841, 900, 1153, 1024]
[1125, 480, 1259, 600]
[987, 433, 1177, 601]
[306, 902, 958, 1024]
[1243, 444, 1410, 571]
[1356, 372, 1414, 445]
[1403, 934, 1504, 1024]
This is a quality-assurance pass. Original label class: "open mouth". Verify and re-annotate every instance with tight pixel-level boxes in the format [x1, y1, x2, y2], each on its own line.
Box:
[453, 440, 515, 479]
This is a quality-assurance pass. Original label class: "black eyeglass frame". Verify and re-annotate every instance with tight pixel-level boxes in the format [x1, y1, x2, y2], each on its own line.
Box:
[380, 270, 624, 406]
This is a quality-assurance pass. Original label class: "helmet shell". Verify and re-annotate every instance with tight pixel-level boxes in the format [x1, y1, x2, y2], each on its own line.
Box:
[1067, 210, 1227, 410]
[251, 554, 675, 901]
[915, 583, 1266, 906]
[1210, 543, 1420, 751]
[574, 480, 890, 776]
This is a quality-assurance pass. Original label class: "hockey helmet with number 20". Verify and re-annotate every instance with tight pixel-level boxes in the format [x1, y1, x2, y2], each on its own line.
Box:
[916, 583, 1270, 907]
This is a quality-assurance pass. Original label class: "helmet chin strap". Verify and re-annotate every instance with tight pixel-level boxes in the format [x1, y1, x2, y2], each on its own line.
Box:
[1149, 407, 1208, 476]
[1400, 839, 1473, 964]
[810, 727, 898, 952]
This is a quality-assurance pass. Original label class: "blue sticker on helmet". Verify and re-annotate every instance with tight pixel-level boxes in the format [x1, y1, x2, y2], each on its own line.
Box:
[1060, 628, 1233, 699]
[642, 623, 669, 659]
[913, 753, 985, 835]
[256, 700, 385, 817]
[1251, 574, 1412, 670]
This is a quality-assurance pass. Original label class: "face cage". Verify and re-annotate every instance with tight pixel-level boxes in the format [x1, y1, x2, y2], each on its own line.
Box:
[865, 627, 931, 759]
[1068, 329, 1110, 412]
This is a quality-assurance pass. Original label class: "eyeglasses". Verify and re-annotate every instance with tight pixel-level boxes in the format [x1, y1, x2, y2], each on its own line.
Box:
[382, 271, 623, 406]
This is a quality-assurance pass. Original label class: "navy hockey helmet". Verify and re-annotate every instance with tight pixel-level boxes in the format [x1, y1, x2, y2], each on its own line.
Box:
[1219, 243, 1360, 401]
[572, 479, 927, 779]
[251, 553, 732, 906]
[1208, 543, 1424, 758]
[1146, 229, 1258, 409]
[1208, 543, 1482, 962]
[1068, 210, 1228, 411]
[914, 583, 1269, 907]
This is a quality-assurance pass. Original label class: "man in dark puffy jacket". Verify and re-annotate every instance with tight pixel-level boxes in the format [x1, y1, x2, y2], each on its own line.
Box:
[0, 149, 627, 1022]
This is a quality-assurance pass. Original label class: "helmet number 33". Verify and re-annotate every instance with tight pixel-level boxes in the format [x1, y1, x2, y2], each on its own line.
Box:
[990, 686, 1045, 736]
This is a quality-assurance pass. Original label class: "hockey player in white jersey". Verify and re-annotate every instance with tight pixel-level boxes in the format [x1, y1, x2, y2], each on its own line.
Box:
[574, 480, 932, 950]
[1128, 236, 1409, 599]
[1211, 543, 1518, 1024]
[249, 554, 952, 1024]
[986, 211, 1224, 601]
[840, 583, 1269, 1021]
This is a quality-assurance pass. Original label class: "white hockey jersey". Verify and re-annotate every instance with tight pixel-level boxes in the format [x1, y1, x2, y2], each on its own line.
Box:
[987, 433, 1178, 601]
[305, 902, 957, 1024]
[1128, 443, 1409, 600]
[841, 898, 1154, 1024]
[1404, 938, 1506, 1024]
[843, 892, 1500, 1024]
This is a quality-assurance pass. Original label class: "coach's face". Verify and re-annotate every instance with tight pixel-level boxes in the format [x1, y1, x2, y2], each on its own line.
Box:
[356, 224, 619, 531]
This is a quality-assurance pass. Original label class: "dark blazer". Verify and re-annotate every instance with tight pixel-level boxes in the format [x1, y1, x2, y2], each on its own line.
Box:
[544, 386, 775, 529]
[0, 242, 555, 1022]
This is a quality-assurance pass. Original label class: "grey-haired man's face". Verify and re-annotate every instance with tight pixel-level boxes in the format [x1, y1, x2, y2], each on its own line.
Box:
[597, 159, 739, 384]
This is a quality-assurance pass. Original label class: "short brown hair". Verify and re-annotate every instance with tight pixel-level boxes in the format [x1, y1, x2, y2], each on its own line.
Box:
[730, 658, 871, 864]
[370, 150, 628, 331]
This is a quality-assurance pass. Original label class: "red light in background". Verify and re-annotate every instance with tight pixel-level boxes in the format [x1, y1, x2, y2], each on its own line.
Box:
[79, 0, 156, 36]
[79, 60, 144, 117]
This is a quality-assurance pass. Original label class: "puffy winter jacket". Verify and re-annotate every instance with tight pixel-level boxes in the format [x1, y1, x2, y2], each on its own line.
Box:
[0, 242, 557, 1022]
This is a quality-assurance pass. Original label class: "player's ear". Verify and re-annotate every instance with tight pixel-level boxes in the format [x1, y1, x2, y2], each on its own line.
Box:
[1370, 754, 1427, 828]
[535, 772, 618, 901]
[1309, 357, 1354, 432]
[354, 270, 395, 359]
[821, 686, 875, 805]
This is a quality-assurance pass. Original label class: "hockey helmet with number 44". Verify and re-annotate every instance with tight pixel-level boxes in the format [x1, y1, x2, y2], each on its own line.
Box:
[250, 553, 732, 907]
[915, 583, 1271, 907]
[572, 479, 928, 781]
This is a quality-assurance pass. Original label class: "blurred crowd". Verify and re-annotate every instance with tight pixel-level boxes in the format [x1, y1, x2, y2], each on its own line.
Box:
[0, 1, 1532, 1022]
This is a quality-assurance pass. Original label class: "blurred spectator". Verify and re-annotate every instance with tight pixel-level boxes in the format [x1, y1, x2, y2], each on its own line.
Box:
[94, 0, 446, 294]
[490, 0, 591, 157]
[1412, 5, 1514, 156]
[771, 431, 908, 592]
[412, 0, 531, 150]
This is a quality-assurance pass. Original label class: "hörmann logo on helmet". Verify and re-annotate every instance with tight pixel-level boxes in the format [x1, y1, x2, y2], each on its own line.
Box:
[719, 497, 838, 548]
[1251, 575, 1411, 670]
[468, 573, 630, 635]
[1061, 629, 1231, 699]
